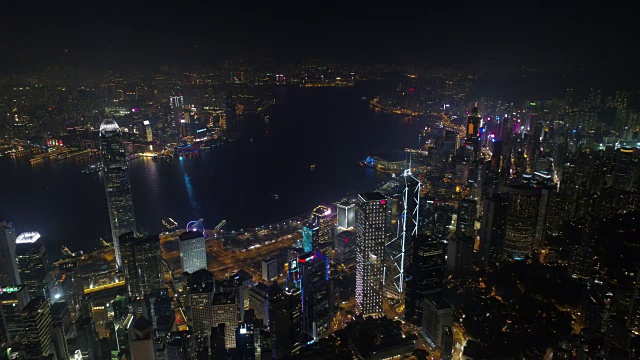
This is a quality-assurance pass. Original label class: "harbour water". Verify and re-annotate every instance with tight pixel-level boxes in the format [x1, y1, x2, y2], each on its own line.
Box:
[0, 81, 429, 257]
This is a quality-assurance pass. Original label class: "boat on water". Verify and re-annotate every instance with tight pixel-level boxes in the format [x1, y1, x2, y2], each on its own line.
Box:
[270, 193, 279, 200]
[61, 245, 83, 257]
[162, 217, 179, 230]
[310, 164, 316, 170]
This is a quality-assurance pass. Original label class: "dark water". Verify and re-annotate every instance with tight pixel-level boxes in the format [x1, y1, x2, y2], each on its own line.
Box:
[0, 81, 425, 257]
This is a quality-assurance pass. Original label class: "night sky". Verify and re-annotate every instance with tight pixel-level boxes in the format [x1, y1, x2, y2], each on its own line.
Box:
[1, 1, 638, 69]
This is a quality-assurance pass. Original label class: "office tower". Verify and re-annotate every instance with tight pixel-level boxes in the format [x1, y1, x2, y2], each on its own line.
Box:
[185, 270, 215, 337]
[100, 119, 137, 268]
[355, 192, 387, 317]
[479, 194, 508, 267]
[503, 186, 542, 259]
[165, 330, 195, 360]
[15, 232, 49, 300]
[120, 232, 163, 297]
[0, 221, 20, 285]
[333, 230, 356, 266]
[179, 230, 207, 275]
[21, 296, 52, 359]
[311, 205, 333, 252]
[0, 285, 30, 345]
[224, 92, 236, 128]
[455, 200, 476, 238]
[336, 201, 356, 232]
[248, 283, 270, 326]
[129, 316, 156, 360]
[404, 234, 445, 326]
[298, 251, 330, 341]
[143, 120, 153, 142]
[441, 326, 454, 360]
[301, 223, 318, 253]
[170, 95, 184, 110]
[268, 284, 302, 359]
[50, 302, 71, 360]
[216, 271, 252, 323]
[210, 324, 227, 359]
[236, 309, 262, 360]
[422, 295, 452, 346]
[211, 291, 240, 349]
[261, 258, 277, 282]
[446, 237, 474, 275]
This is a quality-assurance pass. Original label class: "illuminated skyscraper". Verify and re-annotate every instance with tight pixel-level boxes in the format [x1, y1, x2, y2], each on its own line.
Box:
[298, 251, 330, 341]
[100, 119, 137, 268]
[503, 186, 541, 259]
[16, 232, 49, 300]
[465, 106, 481, 162]
[0, 284, 30, 345]
[179, 230, 207, 275]
[311, 205, 333, 252]
[143, 120, 153, 142]
[301, 223, 318, 253]
[0, 221, 20, 285]
[336, 201, 356, 232]
[355, 192, 387, 317]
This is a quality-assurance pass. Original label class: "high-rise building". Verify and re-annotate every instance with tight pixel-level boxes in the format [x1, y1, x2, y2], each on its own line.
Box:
[456, 199, 477, 238]
[0, 284, 30, 346]
[211, 291, 240, 350]
[261, 257, 278, 282]
[301, 223, 318, 253]
[100, 119, 137, 268]
[129, 316, 156, 360]
[298, 251, 330, 341]
[165, 330, 195, 360]
[311, 205, 333, 252]
[268, 284, 302, 358]
[185, 269, 215, 337]
[333, 230, 356, 266]
[50, 302, 71, 360]
[404, 234, 445, 326]
[143, 120, 153, 142]
[248, 283, 270, 327]
[479, 194, 508, 267]
[355, 192, 387, 317]
[422, 295, 452, 346]
[15, 232, 49, 300]
[179, 230, 207, 275]
[503, 186, 542, 259]
[20, 296, 52, 359]
[446, 237, 474, 275]
[0, 221, 20, 285]
[120, 232, 163, 297]
[336, 200, 356, 232]
[465, 106, 481, 162]
[236, 309, 261, 360]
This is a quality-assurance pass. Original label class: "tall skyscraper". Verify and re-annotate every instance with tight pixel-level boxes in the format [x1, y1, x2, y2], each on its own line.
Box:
[15, 232, 49, 300]
[404, 234, 445, 326]
[143, 120, 153, 142]
[298, 250, 330, 341]
[100, 119, 137, 268]
[355, 192, 387, 317]
[465, 106, 481, 163]
[119, 232, 163, 297]
[311, 205, 333, 252]
[185, 269, 215, 337]
[179, 230, 207, 275]
[333, 230, 356, 266]
[0, 221, 20, 285]
[456, 199, 477, 238]
[21, 296, 53, 359]
[211, 291, 240, 350]
[336, 200, 356, 232]
[301, 223, 318, 253]
[268, 284, 302, 358]
[0, 284, 30, 346]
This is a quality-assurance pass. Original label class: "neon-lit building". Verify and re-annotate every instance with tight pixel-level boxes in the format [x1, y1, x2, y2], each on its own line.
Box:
[179, 229, 207, 275]
[298, 250, 330, 341]
[355, 192, 387, 317]
[0, 284, 30, 345]
[301, 223, 318, 253]
[16, 232, 49, 300]
[100, 119, 137, 268]
[336, 201, 356, 232]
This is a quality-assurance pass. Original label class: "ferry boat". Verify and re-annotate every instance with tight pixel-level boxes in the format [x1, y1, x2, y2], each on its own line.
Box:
[270, 193, 279, 200]
[162, 217, 178, 230]
[310, 164, 316, 170]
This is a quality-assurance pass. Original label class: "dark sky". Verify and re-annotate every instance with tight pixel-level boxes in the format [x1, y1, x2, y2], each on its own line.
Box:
[1, 1, 638, 69]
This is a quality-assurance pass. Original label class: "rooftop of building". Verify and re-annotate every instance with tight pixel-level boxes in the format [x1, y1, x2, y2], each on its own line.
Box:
[358, 191, 386, 202]
[212, 291, 236, 306]
[179, 230, 205, 241]
[425, 294, 452, 311]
